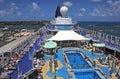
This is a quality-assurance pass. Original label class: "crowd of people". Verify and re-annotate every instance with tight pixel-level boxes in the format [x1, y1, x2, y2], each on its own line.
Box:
[0, 27, 48, 79]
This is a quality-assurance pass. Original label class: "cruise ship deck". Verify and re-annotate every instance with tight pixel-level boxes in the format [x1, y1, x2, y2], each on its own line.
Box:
[0, 26, 120, 79]
[0, 6, 120, 79]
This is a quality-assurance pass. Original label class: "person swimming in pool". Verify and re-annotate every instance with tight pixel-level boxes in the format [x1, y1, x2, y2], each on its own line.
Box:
[73, 58, 76, 62]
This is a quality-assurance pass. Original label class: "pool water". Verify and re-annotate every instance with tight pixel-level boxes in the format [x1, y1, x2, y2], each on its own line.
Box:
[66, 53, 91, 69]
[74, 71, 101, 79]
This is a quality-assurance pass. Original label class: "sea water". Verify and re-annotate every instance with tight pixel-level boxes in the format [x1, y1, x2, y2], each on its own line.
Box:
[7, 22, 120, 37]
[7, 25, 42, 29]
[78, 22, 120, 37]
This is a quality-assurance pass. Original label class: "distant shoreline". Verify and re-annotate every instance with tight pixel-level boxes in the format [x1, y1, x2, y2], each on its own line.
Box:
[0, 21, 50, 27]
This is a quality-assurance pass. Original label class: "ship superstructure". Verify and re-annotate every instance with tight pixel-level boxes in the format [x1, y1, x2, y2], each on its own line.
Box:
[0, 5, 120, 79]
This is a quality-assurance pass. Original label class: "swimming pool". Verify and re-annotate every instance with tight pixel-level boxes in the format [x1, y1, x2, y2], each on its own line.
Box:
[64, 49, 105, 79]
[66, 53, 91, 69]
[74, 70, 101, 79]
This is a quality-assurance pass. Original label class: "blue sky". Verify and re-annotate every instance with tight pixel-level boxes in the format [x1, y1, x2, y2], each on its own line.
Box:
[0, 0, 120, 22]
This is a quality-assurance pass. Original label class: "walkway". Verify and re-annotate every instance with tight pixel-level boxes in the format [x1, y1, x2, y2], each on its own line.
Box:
[0, 35, 30, 55]
[41, 49, 69, 79]
[81, 49, 107, 60]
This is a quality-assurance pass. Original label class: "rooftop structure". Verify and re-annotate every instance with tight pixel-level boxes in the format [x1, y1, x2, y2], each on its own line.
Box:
[51, 6, 74, 30]
[51, 17, 73, 25]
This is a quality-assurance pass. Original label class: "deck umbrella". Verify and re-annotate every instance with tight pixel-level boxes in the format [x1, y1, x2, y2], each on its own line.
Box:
[93, 43, 105, 47]
[43, 41, 57, 49]
[92, 43, 105, 55]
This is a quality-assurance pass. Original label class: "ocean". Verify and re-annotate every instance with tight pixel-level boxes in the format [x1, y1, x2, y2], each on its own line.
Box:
[6, 22, 120, 37]
[7, 25, 42, 30]
[78, 22, 120, 37]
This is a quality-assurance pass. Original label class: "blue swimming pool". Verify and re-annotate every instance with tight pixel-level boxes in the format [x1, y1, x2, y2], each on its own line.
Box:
[66, 53, 91, 69]
[74, 70, 101, 79]
[65, 49, 106, 79]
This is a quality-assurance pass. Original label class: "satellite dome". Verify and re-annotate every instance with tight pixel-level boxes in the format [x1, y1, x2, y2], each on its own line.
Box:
[60, 6, 68, 16]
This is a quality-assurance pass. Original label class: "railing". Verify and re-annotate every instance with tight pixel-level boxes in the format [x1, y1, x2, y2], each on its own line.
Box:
[92, 31, 120, 45]
[78, 26, 120, 49]
[95, 68, 105, 77]
[22, 68, 36, 79]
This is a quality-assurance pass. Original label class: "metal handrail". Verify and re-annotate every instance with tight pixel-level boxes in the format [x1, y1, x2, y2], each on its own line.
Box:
[79, 27, 120, 47]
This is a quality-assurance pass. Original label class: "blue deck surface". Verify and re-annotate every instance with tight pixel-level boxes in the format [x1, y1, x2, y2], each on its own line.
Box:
[81, 49, 107, 60]
[47, 49, 69, 79]
[97, 66, 110, 78]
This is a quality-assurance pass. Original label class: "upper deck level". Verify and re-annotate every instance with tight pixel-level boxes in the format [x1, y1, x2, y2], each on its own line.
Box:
[51, 17, 73, 25]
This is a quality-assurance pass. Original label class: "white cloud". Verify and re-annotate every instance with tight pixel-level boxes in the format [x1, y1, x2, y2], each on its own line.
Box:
[0, 10, 7, 16]
[80, 8, 86, 12]
[11, 2, 16, 6]
[0, 3, 21, 17]
[90, 8, 107, 16]
[31, 2, 40, 12]
[107, 0, 120, 16]
[63, 1, 72, 7]
[78, 8, 86, 16]
[112, 1, 120, 15]
[90, 0, 120, 16]
[9, 3, 21, 15]
[106, 0, 113, 4]
[112, 0, 120, 7]
[9, 3, 19, 14]
[91, 0, 102, 2]
[78, 14, 84, 16]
